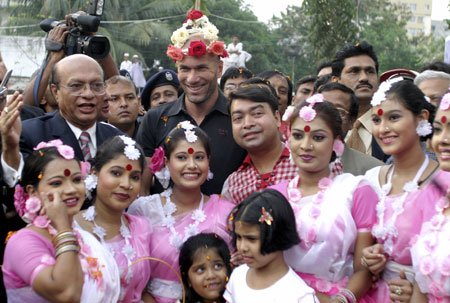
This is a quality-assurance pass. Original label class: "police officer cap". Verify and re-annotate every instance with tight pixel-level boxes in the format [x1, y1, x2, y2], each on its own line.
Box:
[141, 69, 179, 110]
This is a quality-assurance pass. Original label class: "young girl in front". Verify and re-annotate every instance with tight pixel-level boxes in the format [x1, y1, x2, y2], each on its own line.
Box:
[224, 189, 318, 303]
[179, 233, 232, 303]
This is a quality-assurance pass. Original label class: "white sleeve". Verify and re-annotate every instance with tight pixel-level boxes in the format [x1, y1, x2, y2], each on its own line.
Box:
[1, 152, 24, 187]
[220, 175, 233, 202]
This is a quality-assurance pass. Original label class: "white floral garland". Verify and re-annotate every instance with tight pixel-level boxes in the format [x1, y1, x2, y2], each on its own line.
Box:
[372, 155, 429, 255]
[82, 206, 136, 289]
[119, 135, 141, 160]
[160, 188, 206, 250]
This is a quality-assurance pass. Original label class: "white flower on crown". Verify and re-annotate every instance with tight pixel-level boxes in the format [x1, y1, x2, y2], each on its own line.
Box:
[203, 24, 219, 41]
[171, 27, 190, 48]
[371, 77, 403, 106]
[124, 145, 140, 161]
[185, 130, 198, 143]
[120, 135, 135, 146]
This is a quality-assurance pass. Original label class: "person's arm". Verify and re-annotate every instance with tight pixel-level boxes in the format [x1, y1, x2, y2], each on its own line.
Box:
[98, 53, 119, 80]
[410, 281, 428, 303]
[22, 26, 68, 107]
[32, 192, 84, 302]
[1, 92, 23, 182]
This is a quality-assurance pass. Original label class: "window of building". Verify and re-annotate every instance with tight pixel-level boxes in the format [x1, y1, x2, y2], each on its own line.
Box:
[425, 4, 430, 10]
[410, 16, 416, 22]
[408, 28, 416, 35]
[410, 3, 416, 11]
[418, 16, 423, 23]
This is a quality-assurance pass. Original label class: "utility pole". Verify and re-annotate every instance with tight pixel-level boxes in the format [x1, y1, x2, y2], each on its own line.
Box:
[195, 0, 201, 10]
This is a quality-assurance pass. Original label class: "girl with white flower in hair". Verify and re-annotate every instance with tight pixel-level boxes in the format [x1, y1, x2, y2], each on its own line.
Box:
[74, 136, 152, 303]
[128, 121, 234, 303]
[2, 140, 122, 302]
[362, 79, 441, 303]
[409, 92, 450, 302]
[269, 95, 379, 303]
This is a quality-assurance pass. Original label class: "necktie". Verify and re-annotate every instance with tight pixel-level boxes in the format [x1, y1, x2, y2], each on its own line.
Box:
[79, 132, 92, 161]
[346, 120, 366, 153]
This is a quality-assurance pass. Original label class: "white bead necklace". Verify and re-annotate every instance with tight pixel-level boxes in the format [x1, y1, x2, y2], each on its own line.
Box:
[372, 155, 429, 255]
[160, 188, 206, 250]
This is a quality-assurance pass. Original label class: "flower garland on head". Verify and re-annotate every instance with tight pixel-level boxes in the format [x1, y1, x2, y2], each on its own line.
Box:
[166, 10, 228, 62]
[119, 135, 141, 160]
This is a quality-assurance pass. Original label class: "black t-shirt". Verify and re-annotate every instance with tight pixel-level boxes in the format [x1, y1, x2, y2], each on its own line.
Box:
[136, 91, 247, 195]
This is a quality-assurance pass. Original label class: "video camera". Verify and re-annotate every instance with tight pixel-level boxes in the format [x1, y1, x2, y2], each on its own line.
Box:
[39, 1, 110, 60]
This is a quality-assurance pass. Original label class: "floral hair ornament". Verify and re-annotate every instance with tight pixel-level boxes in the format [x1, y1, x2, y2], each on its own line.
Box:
[416, 120, 432, 137]
[299, 94, 324, 122]
[333, 139, 345, 157]
[440, 92, 450, 111]
[14, 185, 51, 229]
[259, 207, 274, 226]
[33, 139, 75, 160]
[177, 120, 198, 143]
[370, 77, 402, 107]
[148, 146, 171, 189]
[166, 10, 228, 62]
[119, 136, 141, 160]
[282, 105, 295, 122]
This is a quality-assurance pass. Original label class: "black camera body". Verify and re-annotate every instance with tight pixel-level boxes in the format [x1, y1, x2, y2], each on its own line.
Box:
[40, 14, 110, 60]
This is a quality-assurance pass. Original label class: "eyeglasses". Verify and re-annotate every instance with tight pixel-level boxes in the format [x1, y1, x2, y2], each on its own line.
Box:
[58, 82, 106, 96]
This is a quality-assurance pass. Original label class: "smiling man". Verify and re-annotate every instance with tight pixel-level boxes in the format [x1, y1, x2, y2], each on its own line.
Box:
[106, 75, 141, 138]
[332, 41, 386, 161]
[221, 85, 297, 203]
[136, 10, 246, 195]
[20, 54, 122, 160]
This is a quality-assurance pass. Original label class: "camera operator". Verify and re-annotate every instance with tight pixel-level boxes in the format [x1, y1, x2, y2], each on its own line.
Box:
[22, 11, 118, 111]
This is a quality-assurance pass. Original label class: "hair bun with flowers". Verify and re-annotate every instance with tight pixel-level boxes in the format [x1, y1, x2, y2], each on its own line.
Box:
[166, 10, 228, 62]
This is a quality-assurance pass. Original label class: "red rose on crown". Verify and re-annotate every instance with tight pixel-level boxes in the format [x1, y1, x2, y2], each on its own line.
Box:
[166, 45, 184, 62]
[187, 10, 203, 20]
[188, 41, 207, 57]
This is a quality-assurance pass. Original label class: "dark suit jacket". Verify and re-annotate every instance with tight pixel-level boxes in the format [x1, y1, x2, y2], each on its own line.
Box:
[20, 111, 123, 160]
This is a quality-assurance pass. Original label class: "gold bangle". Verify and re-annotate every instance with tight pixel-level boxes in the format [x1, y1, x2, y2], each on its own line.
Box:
[52, 230, 74, 243]
[55, 244, 79, 258]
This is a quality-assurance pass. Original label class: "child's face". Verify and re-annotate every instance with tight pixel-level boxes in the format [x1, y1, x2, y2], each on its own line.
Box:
[235, 222, 278, 270]
[188, 248, 228, 302]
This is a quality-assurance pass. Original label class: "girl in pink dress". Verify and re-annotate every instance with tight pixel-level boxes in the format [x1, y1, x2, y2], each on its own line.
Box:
[75, 136, 152, 303]
[410, 92, 450, 302]
[270, 95, 378, 303]
[362, 79, 440, 303]
[2, 140, 121, 302]
[128, 121, 234, 303]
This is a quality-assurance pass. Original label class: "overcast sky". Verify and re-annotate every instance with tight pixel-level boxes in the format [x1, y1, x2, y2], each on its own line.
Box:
[242, 0, 450, 23]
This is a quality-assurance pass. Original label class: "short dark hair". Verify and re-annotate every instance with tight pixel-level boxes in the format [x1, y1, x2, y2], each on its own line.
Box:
[316, 61, 332, 75]
[319, 82, 359, 120]
[313, 74, 332, 94]
[219, 67, 253, 91]
[21, 147, 81, 190]
[386, 80, 436, 141]
[229, 189, 300, 255]
[228, 85, 279, 114]
[241, 77, 278, 98]
[420, 61, 450, 74]
[106, 75, 137, 92]
[257, 70, 293, 106]
[332, 41, 379, 77]
[92, 136, 146, 173]
[295, 75, 318, 92]
[164, 125, 211, 159]
[179, 233, 231, 303]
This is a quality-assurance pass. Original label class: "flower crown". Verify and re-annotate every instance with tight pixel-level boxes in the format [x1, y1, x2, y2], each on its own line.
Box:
[299, 94, 325, 122]
[440, 92, 450, 111]
[166, 10, 228, 62]
[370, 77, 403, 107]
[119, 136, 141, 161]
[33, 139, 75, 160]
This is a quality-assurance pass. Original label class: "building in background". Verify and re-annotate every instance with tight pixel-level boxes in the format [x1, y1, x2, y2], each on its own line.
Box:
[390, 0, 433, 36]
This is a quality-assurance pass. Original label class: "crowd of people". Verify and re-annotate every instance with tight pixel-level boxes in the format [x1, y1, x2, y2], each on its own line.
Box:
[0, 8, 450, 303]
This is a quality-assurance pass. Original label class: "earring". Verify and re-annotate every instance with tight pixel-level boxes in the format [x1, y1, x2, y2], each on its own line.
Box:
[207, 169, 214, 180]
[416, 120, 432, 137]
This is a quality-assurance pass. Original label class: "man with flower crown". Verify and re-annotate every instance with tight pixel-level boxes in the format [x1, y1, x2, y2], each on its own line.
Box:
[137, 10, 247, 196]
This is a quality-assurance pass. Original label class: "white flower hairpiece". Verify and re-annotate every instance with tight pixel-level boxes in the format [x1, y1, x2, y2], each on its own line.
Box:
[177, 120, 198, 143]
[119, 135, 141, 160]
[299, 94, 324, 122]
[371, 77, 403, 107]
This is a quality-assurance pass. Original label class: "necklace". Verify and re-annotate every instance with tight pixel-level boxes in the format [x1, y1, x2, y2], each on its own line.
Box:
[287, 173, 334, 249]
[160, 188, 206, 250]
[372, 155, 429, 255]
[82, 206, 135, 285]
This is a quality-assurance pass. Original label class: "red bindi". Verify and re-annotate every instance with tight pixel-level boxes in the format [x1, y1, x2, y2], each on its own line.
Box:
[126, 164, 132, 171]
[64, 169, 71, 177]
[377, 109, 383, 116]
[304, 125, 311, 132]
[442, 116, 447, 123]
[188, 147, 194, 154]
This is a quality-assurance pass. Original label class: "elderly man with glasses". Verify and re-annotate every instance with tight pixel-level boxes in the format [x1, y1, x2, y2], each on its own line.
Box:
[18, 54, 122, 161]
